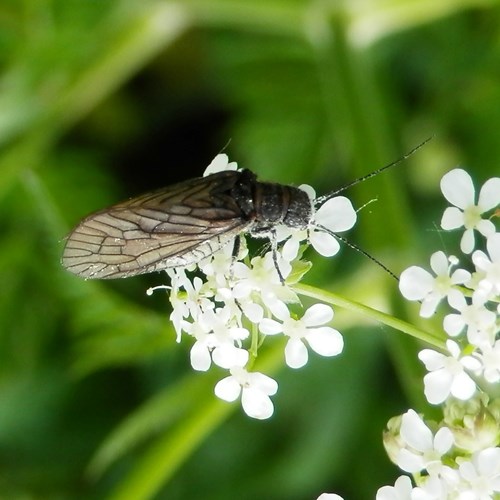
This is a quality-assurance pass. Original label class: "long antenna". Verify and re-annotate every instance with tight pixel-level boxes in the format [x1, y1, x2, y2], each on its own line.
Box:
[315, 136, 433, 205]
[317, 227, 399, 281]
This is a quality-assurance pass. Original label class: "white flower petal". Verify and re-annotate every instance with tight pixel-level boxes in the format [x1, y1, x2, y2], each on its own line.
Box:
[430, 251, 449, 275]
[423, 369, 453, 404]
[302, 304, 333, 326]
[418, 349, 445, 371]
[451, 268, 471, 285]
[285, 338, 308, 368]
[476, 218, 496, 238]
[250, 372, 278, 395]
[441, 206, 464, 230]
[299, 183, 316, 200]
[478, 177, 500, 211]
[440, 169, 475, 209]
[458, 460, 476, 483]
[433, 427, 454, 455]
[310, 231, 340, 257]
[241, 387, 274, 419]
[445, 339, 461, 358]
[268, 299, 292, 321]
[396, 448, 426, 473]
[420, 296, 441, 317]
[203, 154, 232, 176]
[212, 345, 248, 369]
[475, 447, 500, 477]
[443, 314, 464, 336]
[473, 251, 490, 273]
[306, 327, 344, 357]
[487, 233, 500, 261]
[259, 318, 283, 335]
[231, 327, 250, 341]
[461, 355, 482, 372]
[460, 228, 475, 254]
[214, 376, 241, 402]
[399, 266, 434, 300]
[450, 371, 476, 400]
[242, 302, 264, 323]
[317, 494, 344, 500]
[447, 288, 466, 309]
[190, 342, 211, 371]
[376, 475, 413, 500]
[282, 237, 300, 261]
[400, 410, 433, 452]
[315, 196, 357, 232]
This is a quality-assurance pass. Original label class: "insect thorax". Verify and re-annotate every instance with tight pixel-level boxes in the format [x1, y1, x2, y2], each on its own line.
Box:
[232, 170, 312, 236]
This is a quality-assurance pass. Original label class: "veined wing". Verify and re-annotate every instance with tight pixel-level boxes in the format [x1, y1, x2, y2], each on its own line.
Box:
[62, 171, 249, 279]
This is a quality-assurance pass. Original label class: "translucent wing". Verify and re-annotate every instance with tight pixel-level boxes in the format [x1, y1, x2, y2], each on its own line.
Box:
[62, 171, 250, 279]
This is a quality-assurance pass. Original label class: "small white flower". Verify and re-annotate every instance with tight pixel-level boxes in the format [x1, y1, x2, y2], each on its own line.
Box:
[418, 340, 480, 404]
[259, 304, 343, 368]
[187, 328, 249, 372]
[214, 367, 278, 419]
[412, 471, 456, 500]
[399, 251, 471, 317]
[311, 196, 357, 257]
[203, 153, 239, 176]
[316, 494, 344, 500]
[183, 308, 249, 371]
[280, 230, 306, 262]
[167, 268, 192, 340]
[376, 475, 414, 500]
[280, 194, 357, 260]
[444, 290, 496, 343]
[396, 409, 454, 474]
[440, 169, 500, 254]
[232, 252, 298, 317]
[182, 275, 215, 320]
[211, 343, 249, 370]
[474, 340, 500, 383]
[457, 447, 500, 499]
[199, 239, 246, 288]
[472, 233, 500, 297]
[182, 321, 213, 371]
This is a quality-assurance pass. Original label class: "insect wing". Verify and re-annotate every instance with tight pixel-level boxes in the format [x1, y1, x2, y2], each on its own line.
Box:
[62, 171, 249, 279]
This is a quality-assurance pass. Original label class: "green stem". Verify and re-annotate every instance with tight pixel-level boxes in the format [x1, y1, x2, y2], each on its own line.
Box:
[294, 283, 446, 350]
[247, 323, 260, 367]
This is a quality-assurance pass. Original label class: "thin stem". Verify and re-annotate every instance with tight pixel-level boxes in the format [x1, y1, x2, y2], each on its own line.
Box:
[247, 323, 260, 367]
[294, 283, 446, 350]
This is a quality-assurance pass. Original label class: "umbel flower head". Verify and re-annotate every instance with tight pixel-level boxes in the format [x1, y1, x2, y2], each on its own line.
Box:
[399, 168, 500, 409]
[149, 153, 357, 419]
[375, 167, 500, 499]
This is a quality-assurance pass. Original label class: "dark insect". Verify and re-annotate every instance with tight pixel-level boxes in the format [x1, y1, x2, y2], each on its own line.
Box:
[62, 139, 430, 280]
[62, 169, 311, 279]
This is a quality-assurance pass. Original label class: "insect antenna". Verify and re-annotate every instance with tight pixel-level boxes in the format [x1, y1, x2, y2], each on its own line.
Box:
[315, 224, 400, 282]
[315, 136, 433, 206]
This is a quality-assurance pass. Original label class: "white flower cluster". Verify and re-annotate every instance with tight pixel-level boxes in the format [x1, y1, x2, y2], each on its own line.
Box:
[150, 154, 356, 419]
[380, 404, 500, 499]
[377, 168, 500, 499]
[400, 169, 500, 405]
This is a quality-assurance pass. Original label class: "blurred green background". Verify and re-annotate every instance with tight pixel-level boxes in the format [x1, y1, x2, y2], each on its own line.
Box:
[1, 0, 499, 498]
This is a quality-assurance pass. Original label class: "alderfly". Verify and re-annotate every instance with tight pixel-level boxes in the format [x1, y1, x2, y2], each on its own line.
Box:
[62, 139, 431, 280]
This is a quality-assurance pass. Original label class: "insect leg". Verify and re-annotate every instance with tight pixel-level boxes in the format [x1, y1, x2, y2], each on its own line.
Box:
[269, 229, 285, 284]
[227, 235, 242, 283]
[231, 235, 241, 260]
